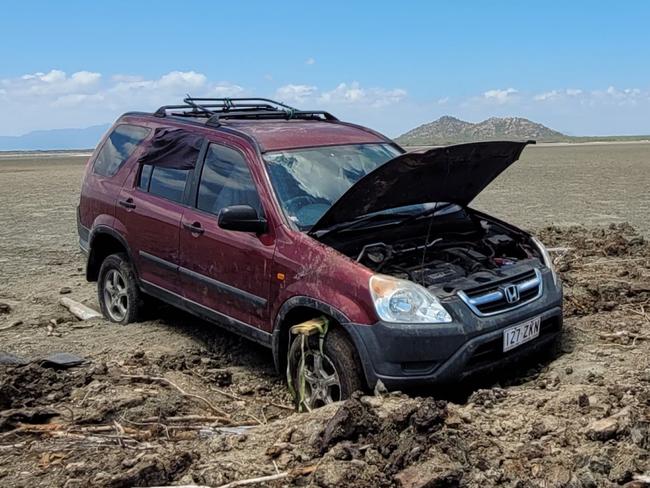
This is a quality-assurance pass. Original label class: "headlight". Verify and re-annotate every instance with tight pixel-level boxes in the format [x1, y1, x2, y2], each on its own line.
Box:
[531, 236, 559, 286]
[369, 274, 452, 323]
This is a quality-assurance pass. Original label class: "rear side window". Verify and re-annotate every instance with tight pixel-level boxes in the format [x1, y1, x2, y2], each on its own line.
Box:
[139, 164, 189, 204]
[197, 144, 262, 216]
[93, 124, 150, 177]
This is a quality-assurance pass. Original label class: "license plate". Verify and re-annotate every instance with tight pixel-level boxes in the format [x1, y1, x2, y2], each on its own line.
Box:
[503, 316, 541, 352]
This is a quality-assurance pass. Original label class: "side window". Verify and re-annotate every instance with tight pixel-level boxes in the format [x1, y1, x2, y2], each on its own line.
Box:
[138, 164, 153, 190]
[197, 144, 263, 216]
[146, 167, 190, 203]
[93, 124, 150, 177]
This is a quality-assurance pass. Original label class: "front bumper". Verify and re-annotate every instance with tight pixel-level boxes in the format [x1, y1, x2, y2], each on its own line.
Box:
[343, 268, 563, 389]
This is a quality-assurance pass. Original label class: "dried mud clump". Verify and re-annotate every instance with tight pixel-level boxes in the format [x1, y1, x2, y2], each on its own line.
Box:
[538, 223, 650, 316]
[0, 363, 95, 410]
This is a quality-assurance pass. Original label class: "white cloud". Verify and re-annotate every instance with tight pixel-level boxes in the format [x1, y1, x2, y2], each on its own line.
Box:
[534, 90, 560, 102]
[320, 82, 364, 103]
[275, 84, 318, 103]
[589, 86, 645, 108]
[534, 88, 584, 101]
[437, 96, 450, 105]
[305, 57, 316, 65]
[273, 81, 406, 108]
[70, 71, 102, 85]
[566, 88, 583, 96]
[158, 70, 206, 89]
[319, 82, 407, 107]
[40, 70, 66, 83]
[483, 88, 518, 104]
[0, 69, 239, 134]
[4, 69, 102, 97]
[213, 82, 245, 97]
[529, 85, 646, 109]
[51, 92, 105, 108]
[456, 85, 650, 136]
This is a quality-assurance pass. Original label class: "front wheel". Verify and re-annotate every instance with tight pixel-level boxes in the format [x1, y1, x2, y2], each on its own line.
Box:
[97, 253, 141, 324]
[289, 327, 364, 409]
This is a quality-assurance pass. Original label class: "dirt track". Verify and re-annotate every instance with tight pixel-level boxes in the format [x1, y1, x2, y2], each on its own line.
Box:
[0, 147, 649, 487]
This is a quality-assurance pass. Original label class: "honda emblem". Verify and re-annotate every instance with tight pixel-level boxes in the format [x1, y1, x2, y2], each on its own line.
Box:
[503, 284, 520, 304]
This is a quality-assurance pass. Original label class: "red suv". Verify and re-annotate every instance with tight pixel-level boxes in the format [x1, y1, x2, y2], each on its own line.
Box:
[78, 98, 562, 408]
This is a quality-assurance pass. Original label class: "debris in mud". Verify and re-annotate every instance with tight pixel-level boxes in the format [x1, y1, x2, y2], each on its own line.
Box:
[38, 352, 87, 369]
[1, 224, 650, 487]
[0, 407, 59, 432]
[468, 387, 508, 408]
[59, 296, 102, 321]
[0, 362, 95, 410]
[0, 351, 29, 366]
[538, 223, 650, 316]
[97, 451, 197, 488]
[409, 397, 448, 433]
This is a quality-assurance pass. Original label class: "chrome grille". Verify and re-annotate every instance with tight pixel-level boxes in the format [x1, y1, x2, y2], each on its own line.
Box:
[457, 268, 543, 317]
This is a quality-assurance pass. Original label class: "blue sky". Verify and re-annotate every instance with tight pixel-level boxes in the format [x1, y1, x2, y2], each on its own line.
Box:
[1, 1, 649, 137]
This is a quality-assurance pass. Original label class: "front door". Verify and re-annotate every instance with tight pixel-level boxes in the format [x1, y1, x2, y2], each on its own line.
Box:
[179, 142, 275, 331]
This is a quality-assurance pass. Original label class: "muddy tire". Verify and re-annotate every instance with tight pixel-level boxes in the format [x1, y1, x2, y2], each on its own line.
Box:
[97, 253, 141, 324]
[289, 327, 364, 409]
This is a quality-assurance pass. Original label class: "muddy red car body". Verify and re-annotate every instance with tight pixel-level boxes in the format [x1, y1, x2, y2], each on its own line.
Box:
[78, 98, 562, 406]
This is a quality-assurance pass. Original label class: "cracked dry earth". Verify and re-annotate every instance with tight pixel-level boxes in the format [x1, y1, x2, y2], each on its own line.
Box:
[0, 154, 649, 487]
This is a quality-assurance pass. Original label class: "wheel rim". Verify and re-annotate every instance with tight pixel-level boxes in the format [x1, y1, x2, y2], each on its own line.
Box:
[103, 269, 128, 322]
[301, 350, 341, 409]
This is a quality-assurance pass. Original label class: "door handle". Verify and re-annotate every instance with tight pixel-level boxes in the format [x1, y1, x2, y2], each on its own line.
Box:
[183, 221, 204, 234]
[118, 198, 136, 209]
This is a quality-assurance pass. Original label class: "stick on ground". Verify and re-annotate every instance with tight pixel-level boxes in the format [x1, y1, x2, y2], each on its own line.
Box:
[59, 297, 102, 321]
[122, 374, 231, 420]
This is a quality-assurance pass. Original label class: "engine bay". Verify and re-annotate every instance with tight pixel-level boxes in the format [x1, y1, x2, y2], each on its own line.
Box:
[323, 209, 544, 296]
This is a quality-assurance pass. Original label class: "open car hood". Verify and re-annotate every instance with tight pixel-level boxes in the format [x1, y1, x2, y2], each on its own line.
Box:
[309, 140, 533, 234]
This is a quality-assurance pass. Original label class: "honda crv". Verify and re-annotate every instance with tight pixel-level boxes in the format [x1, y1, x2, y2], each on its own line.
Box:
[78, 98, 563, 409]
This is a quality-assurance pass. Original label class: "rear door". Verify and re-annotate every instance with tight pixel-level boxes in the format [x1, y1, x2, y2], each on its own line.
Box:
[179, 141, 275, 331]
[116, 160, 193, 295]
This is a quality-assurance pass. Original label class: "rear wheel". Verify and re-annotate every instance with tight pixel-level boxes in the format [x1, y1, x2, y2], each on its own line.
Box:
[289, 327, 364, 409]
[97, 253, 141, 324]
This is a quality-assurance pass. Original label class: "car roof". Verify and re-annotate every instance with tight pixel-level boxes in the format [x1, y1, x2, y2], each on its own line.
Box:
[219, 119, 389, 152]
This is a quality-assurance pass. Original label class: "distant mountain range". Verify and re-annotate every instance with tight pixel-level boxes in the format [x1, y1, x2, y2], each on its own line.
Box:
[0, 124, 110, 151]
[396, 116, 649, 146]
[1, 117, 648, 151]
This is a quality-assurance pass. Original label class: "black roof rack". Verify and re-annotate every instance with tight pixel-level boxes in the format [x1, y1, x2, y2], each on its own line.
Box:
[154, 97, 339, 127]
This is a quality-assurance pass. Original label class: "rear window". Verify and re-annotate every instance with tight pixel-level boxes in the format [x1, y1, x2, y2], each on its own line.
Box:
[93, 124, 150, 177]
[139, 164, 190, 204]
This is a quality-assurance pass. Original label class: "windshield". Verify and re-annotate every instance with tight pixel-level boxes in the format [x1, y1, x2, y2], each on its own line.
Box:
[264, 143, 401, 230]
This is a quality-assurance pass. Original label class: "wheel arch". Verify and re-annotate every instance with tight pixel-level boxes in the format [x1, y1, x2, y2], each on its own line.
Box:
[271, 296, 365, 382]
[86, 226, 137, 282]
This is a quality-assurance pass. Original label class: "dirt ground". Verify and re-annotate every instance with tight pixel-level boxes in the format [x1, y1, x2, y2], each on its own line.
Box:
[0, 148, 649, 487]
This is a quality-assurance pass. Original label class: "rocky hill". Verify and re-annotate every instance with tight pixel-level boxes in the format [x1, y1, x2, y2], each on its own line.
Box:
[396, 115, 569, 146]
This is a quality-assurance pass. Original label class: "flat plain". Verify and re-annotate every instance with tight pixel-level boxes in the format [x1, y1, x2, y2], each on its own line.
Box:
[475, 142, 650, 235]
[0, 143, 649, 487]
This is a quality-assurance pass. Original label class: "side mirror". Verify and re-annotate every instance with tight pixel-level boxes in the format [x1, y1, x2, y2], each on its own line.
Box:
[218, 205, 267, 234]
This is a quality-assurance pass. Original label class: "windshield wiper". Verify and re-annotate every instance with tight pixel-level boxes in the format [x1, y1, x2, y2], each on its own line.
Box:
[310, 212, 412, 237]
[398, 202, 455, 226]
[310, 203, 456, 237]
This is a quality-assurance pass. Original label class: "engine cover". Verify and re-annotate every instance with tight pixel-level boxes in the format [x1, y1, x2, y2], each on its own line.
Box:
[412, 262, 466, 286]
